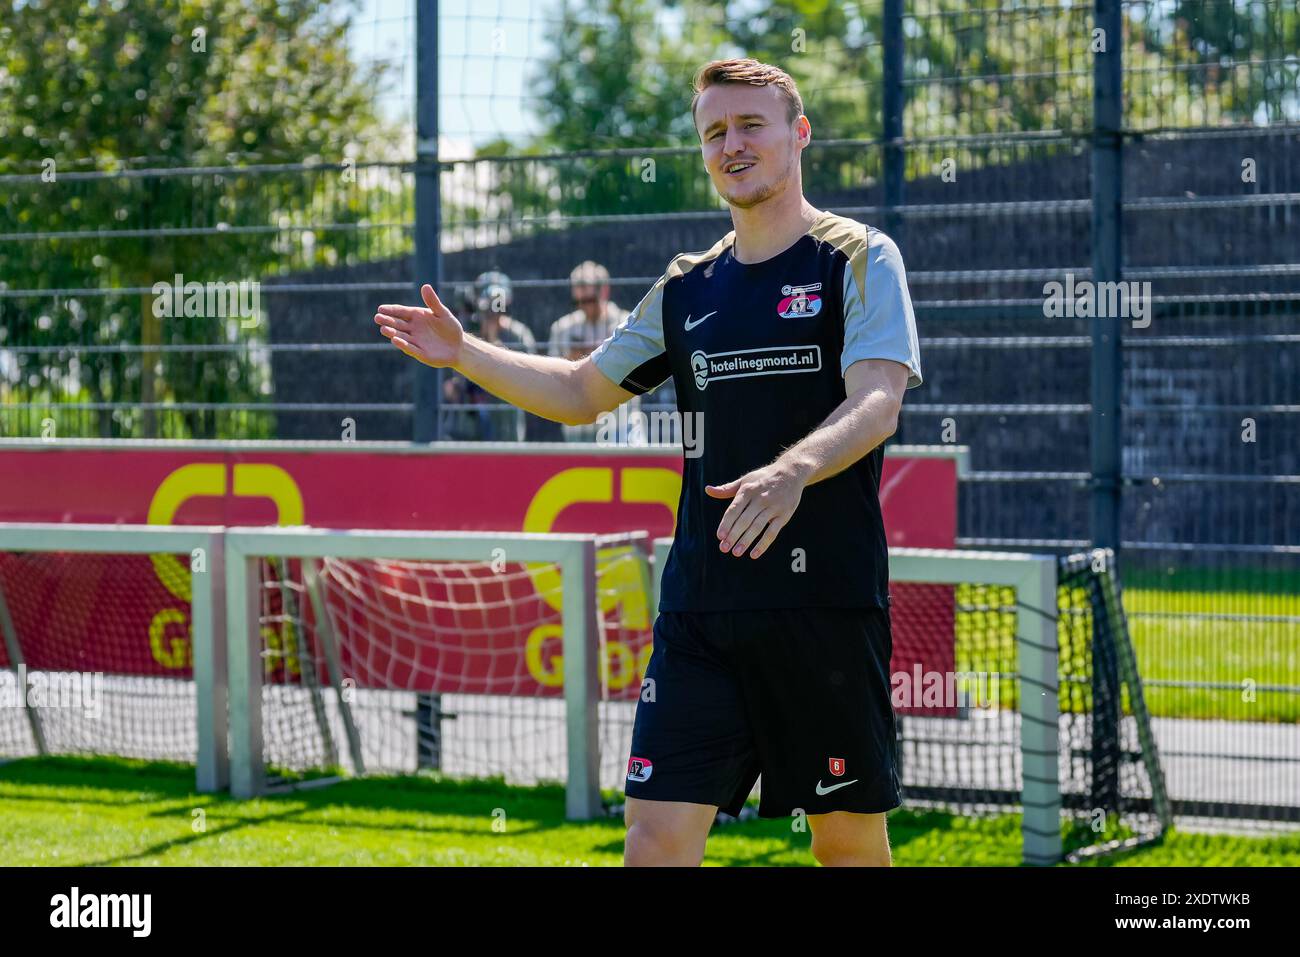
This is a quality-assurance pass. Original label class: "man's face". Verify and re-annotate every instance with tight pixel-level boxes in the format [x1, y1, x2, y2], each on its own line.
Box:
[695, 83, 807, 210]
[571, 282, 607, 322]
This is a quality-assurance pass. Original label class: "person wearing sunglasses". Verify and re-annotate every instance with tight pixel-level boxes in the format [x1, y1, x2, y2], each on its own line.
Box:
[547, 261, 642, 442]
[548, 261, 626, 362]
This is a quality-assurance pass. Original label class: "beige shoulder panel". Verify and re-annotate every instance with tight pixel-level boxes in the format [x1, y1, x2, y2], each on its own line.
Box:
[811, 212, 872, 302]
[665, 231, 734, 281]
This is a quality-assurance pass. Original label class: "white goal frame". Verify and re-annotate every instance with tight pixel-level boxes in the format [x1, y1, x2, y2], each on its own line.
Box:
[223, 527, 602, 818]
[0, 522, 1061, 862]
[652, 538, 1062, 866]
[0, 522, 229, 793]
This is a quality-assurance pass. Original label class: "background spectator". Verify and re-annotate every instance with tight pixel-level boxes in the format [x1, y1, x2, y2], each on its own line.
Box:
[442, 271, 544, 441]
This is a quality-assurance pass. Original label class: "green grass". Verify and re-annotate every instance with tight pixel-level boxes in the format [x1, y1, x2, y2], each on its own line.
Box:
[1125, 583, 1300, 723]
[2, 756, 1298, 867]
[946, 578, 1300, 723]
[1124, 567, 1300, 595]
[1123, 567, 1299, 723]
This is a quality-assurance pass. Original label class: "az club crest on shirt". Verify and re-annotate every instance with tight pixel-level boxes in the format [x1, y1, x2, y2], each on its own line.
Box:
[777, 282, 823, 318]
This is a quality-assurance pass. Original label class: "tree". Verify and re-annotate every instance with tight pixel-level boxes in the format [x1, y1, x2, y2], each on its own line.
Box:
[0, 0, 399, 438]
[1130, 1, 1300, 126]
[515, 0, 724, 217]
[514, 0, 1296, 215]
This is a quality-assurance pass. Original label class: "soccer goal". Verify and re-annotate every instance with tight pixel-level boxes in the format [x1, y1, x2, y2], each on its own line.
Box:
[0, 522, 637, 820]
[0, 522, 229, 792]
[651, 539, 1169, 865]
[0, 521, 1166, 865]
[221, 526, 608, 819]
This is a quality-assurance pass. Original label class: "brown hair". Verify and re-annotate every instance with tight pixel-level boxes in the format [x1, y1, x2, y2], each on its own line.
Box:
[691, 58, 805, 132]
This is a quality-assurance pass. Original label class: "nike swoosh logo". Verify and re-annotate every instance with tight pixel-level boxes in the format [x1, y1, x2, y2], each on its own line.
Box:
[683, 310, 717, 331]
[815, 779, 859, 795]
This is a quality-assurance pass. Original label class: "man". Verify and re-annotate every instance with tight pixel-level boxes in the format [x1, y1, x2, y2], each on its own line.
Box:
[374, 57, 921, 866]
[441, 270, 537, 441]
[548, 261, 628, 362]
[547, 261, 636, 442]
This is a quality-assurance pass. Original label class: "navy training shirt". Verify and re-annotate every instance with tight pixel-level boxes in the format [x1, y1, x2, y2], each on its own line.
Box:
[591, 210, 923, 612]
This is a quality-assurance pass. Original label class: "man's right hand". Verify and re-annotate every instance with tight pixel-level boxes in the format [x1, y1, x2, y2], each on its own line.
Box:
[374, 284, 464, 369]
[377, 284, 637, 429]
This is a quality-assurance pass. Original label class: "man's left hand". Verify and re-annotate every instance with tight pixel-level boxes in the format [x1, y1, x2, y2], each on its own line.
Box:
[705, 460, 809, 560]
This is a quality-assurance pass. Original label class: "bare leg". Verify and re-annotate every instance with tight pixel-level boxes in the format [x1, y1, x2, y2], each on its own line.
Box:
[808, 811, 892, 867]
[624, 797, 719, 866]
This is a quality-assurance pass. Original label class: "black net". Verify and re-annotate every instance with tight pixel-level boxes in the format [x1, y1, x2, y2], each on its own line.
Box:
[1057, 550, 1171, 860]
[891, 549, 1171, 860]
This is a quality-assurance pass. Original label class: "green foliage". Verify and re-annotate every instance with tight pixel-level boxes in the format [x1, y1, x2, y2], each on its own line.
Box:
[0, 0, 401, 439]
[532, 0, 706, 151]
[508, 0, 1297, 217]
[1130, 1, 1300, 126]
[517, 0, 722, 217]
[0, 0, 387, 170]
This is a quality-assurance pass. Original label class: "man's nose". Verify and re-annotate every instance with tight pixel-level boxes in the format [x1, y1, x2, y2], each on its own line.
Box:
[722, 124, 748, 157]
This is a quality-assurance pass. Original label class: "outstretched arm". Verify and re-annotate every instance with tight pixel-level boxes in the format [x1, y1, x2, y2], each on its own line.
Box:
[704, 358, 910, 560]
[374, 284, 634, 427]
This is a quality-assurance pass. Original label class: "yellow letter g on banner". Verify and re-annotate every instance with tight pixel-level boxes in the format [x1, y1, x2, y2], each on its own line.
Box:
[146, 463, 304, 601]
[521, 466, 678, 629]
[145, 462, 304, 669]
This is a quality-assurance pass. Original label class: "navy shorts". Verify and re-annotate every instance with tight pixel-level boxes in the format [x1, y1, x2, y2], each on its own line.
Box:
[624, 605, 902, 818]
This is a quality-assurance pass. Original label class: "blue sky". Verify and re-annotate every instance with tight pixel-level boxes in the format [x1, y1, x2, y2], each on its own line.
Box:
[347, 0, 548, 153]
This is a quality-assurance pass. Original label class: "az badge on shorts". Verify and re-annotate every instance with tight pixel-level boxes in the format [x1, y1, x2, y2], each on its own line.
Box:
[627, 756, 654, 782]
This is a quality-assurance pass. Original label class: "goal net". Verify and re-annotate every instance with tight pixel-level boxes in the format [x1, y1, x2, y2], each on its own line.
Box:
[0, 523, 226, 790]
[227, 531, 1172, 863]
[882, 546, 1170, 861]
[235, 530, 650, 808]
[0, 522, 1167, 863]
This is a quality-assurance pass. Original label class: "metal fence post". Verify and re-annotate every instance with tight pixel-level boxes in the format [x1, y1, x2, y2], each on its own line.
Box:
[1090, 0, 1124, 815]
[882, 0, 907, 444]
[413, 0, 445, 762]
[414, 0, 443, 445]
[882, 0, 905, 251]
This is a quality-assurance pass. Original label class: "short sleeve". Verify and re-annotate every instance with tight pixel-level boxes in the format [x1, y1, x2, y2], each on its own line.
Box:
[589, 269, 672, 396]
[841, 229, 923, 388]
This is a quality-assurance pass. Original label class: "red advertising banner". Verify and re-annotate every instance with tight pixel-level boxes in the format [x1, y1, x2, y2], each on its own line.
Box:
[0, 441, 963, 703]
